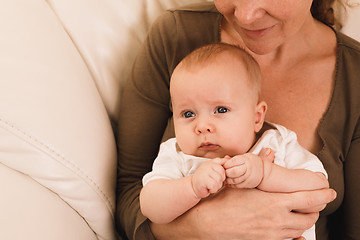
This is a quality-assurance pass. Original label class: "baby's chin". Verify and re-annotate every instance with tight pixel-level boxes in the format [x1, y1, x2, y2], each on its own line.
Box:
[193, 151, 228, 159]
[182, 147, 235, 159]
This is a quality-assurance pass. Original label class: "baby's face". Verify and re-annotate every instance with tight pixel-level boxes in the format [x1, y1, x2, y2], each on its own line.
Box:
[171, 60, 266, 158]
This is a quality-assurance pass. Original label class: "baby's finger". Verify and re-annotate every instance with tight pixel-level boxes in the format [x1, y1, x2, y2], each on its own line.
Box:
[210, 166, 226, 182]
[208, 173, 224, 193]
[211, 163, 226, 180]
[294, 237, 306, 240]
[225, 176, 246, 185]
[223, 158, 245, 170]
[212, 157, 228, 166]
[225, 164, 246, 178]
[258, 148, 275, 163]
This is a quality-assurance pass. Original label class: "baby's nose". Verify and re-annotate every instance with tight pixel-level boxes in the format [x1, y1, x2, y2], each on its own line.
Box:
[195, 120, 214, 134]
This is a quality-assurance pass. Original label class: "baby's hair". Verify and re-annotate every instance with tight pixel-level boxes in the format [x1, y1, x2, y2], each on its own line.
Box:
[177, 42, 262, 96]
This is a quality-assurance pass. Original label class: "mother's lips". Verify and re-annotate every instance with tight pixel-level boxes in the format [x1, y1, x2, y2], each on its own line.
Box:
[242, 25, 275, 39]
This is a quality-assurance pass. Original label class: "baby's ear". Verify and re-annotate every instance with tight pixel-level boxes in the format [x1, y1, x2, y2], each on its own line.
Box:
[254, 101, 267, 132]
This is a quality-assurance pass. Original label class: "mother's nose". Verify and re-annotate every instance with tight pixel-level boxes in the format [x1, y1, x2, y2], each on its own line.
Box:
[234, 1, 266, 24]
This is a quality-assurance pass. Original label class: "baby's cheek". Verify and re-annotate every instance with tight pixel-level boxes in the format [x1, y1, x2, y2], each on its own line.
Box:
[177, 139, 196, 155]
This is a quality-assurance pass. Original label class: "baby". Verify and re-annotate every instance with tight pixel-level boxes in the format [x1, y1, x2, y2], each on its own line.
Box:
[140, 42, 329, 240]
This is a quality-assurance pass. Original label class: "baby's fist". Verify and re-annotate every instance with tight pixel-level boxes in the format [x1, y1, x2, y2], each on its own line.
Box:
[192, 159, 226, 198]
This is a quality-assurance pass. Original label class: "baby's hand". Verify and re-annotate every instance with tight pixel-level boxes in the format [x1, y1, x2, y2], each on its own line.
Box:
[192, 158, 226, 199]
[223, 153, 264, 189]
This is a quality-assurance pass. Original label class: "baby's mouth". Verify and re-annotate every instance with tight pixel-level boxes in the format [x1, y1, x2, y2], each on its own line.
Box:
[199, 142, 219, 151]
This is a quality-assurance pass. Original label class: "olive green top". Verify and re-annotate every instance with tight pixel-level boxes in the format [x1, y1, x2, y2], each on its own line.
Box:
[116, 3, 360, 240]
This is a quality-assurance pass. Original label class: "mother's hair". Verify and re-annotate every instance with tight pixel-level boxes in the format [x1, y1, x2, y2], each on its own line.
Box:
[312, 0, 352, 28]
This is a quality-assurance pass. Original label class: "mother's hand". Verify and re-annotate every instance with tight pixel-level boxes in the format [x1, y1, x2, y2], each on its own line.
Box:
[150, 187, 336, 240]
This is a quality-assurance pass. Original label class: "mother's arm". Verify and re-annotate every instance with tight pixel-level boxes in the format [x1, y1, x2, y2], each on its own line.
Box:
[343, 123, 360, 239]
[116, 11, 176, 239]
[150, 187, 336, 240]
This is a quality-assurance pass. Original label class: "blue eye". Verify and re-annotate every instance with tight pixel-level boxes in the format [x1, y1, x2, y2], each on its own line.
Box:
[183, 111, 195, 118]
[216, 107, 229, 114]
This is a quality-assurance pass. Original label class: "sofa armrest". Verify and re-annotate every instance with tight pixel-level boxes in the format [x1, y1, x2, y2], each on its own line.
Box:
[0, 0, 116, 239]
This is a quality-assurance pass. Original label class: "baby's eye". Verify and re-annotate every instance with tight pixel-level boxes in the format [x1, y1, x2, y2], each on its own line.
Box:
[215, 107, 229, 114]
[183, 111, 195, 118]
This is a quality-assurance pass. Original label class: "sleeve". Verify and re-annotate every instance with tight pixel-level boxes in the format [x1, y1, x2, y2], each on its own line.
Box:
[343, 121, 360, 239]
[281, 130, 328, 178]
[142, 139, 184, 186]
[115, 11, 177, 240]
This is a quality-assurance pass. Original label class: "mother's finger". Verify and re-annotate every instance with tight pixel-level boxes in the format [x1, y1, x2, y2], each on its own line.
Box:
[288, 212, 318, 230]
[277, 212, 317, 239]
[281, 228, 307, 240]
[285, 189, 336, 212]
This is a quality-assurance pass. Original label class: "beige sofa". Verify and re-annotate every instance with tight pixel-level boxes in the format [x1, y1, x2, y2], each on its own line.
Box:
[0, 0, 357, 239]
[0, 0, 208, 239]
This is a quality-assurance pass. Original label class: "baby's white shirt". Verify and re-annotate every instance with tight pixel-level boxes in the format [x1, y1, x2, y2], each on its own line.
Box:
[143, 123, 327, 186]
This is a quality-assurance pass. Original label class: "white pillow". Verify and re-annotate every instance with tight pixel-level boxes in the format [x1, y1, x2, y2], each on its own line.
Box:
[48, 0, 212, 124]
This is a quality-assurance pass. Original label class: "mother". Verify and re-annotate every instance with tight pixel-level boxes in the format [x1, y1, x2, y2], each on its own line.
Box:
[116, 0, 360, 239]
